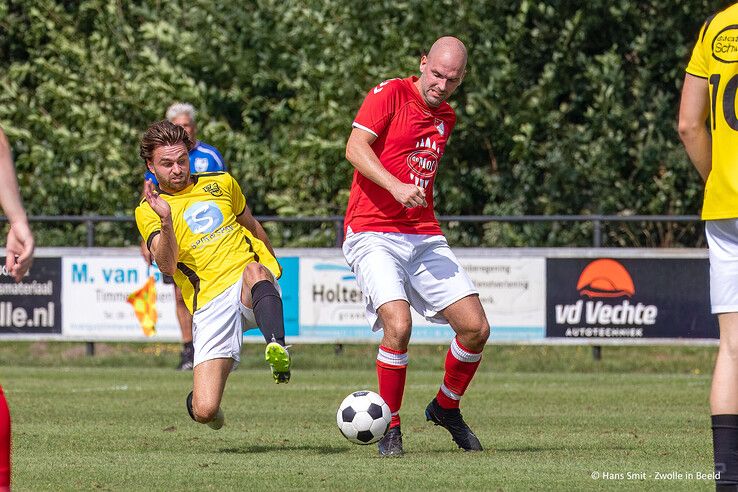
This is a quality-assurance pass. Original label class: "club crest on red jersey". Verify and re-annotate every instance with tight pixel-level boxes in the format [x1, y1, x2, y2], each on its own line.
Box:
[434, 118, 445, 136]
[408, 138, 441, 189]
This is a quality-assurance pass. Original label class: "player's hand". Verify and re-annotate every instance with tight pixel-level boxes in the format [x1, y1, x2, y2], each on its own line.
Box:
[391, 182, 427, 208]
[143, 179, 171, 220]
[5, 221, 34, 282]
[140, 238, 153, 266]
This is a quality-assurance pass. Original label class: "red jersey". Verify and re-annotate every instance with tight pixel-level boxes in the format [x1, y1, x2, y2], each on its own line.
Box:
[344, 76, 456, 235]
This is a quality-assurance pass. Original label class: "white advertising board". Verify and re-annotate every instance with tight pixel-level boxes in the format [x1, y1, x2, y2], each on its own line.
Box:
[62, 256, 179, 340]
[298, 255, 546, 342]
[463, 257, 546, 341]
[0, 247, 714, 345]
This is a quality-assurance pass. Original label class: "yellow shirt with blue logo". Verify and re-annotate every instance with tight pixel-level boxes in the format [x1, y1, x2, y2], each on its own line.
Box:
[135, 172, 280, 313]
[686, 4, 738, 219]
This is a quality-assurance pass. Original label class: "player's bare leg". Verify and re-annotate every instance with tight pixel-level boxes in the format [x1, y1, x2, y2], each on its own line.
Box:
[711, 313, 738, 486]
[174, 285, 194, 370]
[188, 357, 233, 430]
[240, 263, 291, 383]
[711, 313, 738, 413]
[375, 300, 412, 457]
[426, 294, 489, 451]
[442, 294, 490, 352]
[378, 300, 412, 351]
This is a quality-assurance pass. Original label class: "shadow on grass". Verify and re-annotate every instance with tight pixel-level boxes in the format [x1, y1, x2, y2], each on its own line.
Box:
[220, 443, 347, 454]
[493, 444, 635, 453]
[420, 444, 636, 455]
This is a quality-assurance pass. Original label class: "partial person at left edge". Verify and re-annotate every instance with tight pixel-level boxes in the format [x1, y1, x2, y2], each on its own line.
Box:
[1, 126, 34, 284]
[0, 125, 35, 491]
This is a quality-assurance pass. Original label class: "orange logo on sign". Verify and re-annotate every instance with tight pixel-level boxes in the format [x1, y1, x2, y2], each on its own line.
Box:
[576, 259, 635, 298]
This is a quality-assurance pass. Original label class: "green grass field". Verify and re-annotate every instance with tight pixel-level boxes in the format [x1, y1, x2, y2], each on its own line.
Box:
[0, 343, 720, 490]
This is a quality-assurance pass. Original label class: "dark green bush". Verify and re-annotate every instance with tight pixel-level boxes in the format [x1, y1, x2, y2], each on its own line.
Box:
[0, 0, 729, 246]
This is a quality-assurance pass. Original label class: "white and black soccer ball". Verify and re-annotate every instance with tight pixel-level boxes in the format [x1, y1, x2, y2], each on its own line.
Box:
[336, 390, 391, 445]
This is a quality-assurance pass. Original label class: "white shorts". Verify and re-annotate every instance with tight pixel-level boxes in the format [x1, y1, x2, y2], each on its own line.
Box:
[192, 277, 259, 369]
[706, 219, 738, 313]
[342, 230, 478, 331]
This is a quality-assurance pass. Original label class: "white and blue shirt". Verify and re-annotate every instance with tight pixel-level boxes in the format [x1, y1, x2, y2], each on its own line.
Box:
[145, 141, 226, 184]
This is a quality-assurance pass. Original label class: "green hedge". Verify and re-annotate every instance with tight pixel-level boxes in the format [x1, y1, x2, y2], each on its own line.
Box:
[0, 0, 730, 246]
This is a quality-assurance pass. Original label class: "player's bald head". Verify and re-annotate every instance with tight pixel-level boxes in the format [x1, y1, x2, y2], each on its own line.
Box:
[426, 36, 467, 73]
[415, 36, 467, 107]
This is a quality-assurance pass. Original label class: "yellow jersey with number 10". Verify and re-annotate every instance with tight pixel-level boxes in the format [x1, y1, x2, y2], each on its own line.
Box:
[135, 172, 280, 313]
[687, 4, 738, 219]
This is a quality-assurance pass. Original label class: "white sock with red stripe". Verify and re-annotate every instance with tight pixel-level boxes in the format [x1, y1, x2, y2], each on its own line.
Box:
[376, 345, 408, 428]
[436, 337, 482, 409]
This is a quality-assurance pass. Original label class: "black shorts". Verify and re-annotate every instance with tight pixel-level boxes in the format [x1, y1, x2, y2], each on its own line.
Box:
[163, 274, 174, 285]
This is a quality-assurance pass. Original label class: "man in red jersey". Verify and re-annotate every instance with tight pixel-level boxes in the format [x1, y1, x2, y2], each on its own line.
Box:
[0, 125, 35, 489]
[342, 36, 490, 457]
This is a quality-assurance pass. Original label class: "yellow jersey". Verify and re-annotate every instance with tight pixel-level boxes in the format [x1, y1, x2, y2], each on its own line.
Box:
[687, 4, 738, 219]
[135, 172, 280, 313]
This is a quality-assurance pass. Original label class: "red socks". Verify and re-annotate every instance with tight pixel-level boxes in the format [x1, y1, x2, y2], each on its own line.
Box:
[376, 345, 408, 428]
[436, 337, 483, 409]
[376, 338, 482, 425]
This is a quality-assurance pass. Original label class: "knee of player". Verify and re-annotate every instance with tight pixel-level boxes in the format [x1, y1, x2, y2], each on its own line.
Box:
[382, 321, 412, 349]
[721, 337, 738, 359]
[384, 317, 412, 336]
[467, 320, 490, 348]
[389, 329, 412, 349]
[478, 319, 491, 343]
[242, 262, 271, 284]
[193, 400, 220, 423]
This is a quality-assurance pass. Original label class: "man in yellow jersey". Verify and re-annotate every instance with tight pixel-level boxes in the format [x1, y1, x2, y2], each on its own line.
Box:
[140, 103, 228, 371]
[135, 120, 291, 430]
[680, 4, 738, 489]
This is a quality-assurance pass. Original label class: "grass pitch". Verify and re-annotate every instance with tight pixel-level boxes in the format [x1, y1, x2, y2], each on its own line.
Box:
[0, 344, 717, 490]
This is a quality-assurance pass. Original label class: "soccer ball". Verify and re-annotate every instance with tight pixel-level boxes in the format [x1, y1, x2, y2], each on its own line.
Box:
[336, 390, 391, 445]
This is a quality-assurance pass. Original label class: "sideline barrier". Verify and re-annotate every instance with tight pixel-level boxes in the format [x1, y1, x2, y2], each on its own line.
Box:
[0, 248, 718, 344]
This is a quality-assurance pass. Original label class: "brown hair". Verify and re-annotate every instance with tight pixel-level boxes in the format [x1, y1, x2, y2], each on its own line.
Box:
[139, 120, 193, 163]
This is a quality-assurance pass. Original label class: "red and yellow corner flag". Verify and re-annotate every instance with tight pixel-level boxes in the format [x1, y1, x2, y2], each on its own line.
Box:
[127, 276, 157, 336]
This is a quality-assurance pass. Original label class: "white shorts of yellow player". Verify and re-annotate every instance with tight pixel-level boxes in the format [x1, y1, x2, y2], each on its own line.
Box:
[191, 276, 281, 368]
[706, 219, 738, 314]
[342, 228, 478, 332]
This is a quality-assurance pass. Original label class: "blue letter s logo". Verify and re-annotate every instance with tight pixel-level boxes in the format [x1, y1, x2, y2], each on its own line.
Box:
[184, 202, 224, 234]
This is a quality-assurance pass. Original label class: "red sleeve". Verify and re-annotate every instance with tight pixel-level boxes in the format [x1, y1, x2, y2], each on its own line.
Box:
[352, 78, 402, 137]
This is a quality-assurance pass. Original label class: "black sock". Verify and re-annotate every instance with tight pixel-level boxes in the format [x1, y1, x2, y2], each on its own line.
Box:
[251, 280, 286, 346]
[713, 414, 738, 487]
[186, 391, 196, 421]
[183, 341, 193, 352]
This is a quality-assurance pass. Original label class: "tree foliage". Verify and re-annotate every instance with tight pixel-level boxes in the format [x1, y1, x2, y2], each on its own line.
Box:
[0, 0, 730, 246]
